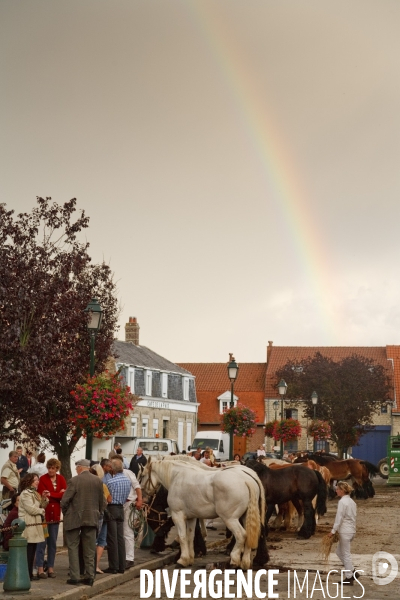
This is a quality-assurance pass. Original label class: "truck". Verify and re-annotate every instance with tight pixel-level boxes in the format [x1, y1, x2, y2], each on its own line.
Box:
[189, 431, 230, 461]
[131, 437, 180, 457]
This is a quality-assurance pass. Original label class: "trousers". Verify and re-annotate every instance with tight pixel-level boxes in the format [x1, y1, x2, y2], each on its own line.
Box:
[36, 523, 60, 568]
[64, 526, 97, 580]
[336, 533, 354, 578]
[123, 501, 135, 561]
[106, 505, 126, 572]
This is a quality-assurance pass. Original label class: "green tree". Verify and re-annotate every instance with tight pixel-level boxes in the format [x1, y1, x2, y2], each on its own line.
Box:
[0, 197, 119, 478]
[275, 352, 392, 457]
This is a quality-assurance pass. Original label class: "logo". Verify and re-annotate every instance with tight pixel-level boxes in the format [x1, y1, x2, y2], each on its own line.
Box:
[372, 551, 398, 586]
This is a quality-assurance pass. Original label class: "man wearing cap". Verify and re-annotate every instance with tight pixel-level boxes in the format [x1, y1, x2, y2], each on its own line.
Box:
[61, 459, 105, 586]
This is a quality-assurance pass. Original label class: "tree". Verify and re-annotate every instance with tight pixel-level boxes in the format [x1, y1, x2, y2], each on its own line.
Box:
[275, 352, 392, 457]
[0, 197, 119, 478]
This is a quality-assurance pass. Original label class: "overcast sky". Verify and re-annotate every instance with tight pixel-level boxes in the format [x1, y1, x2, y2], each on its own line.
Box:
[1, 1, 400, 363]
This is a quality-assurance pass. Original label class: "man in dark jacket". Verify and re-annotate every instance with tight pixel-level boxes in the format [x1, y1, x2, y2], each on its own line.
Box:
[61, 459, 105, 586]
[16, 446, 29, 479]
[129, 447, 147, 476]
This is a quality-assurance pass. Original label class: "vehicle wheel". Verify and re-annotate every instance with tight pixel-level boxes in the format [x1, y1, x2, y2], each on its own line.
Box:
[378, 458, 389, 479]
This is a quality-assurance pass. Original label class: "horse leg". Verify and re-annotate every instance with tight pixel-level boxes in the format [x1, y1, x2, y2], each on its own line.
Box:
[291, 499, 303, 532]
[266, 503, 275, 525]
[173, 512, 191, 567]
[186, 518, 197, 564]
[298, 500, 314, 539]
[223, 518, 246, 568]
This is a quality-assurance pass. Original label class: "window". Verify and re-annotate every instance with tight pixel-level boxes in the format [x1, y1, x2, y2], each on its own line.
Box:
[381, 405, 388, 414]
[219, 399, 237, 413]
[153, 418, 159, 436]
[131, 417, 137, 437]
[163, 419, 169, 438]
[145, 370, 152, 396]
[183, 377, 189, 401]
[285, 408, 298, 419]
[142, 418, 148, 437]
[161, 373, 168, 398]
[128, 367, 135, 393]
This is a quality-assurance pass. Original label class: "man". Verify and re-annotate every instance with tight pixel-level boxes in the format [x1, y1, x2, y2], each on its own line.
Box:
[1, 451, 20, 498]
[193, 450, 201, 461]
[108, 442, 122, 459]
[61, 459, 105, 586]
[200, 450, 212, 466]
[129, 447, 147, 477]
[115, 448, 129, 469]
[104, 459, 131, 574]
[100, 459, 113, 484]
[16, 446, 29, 479]
[112, 455, 142, 569]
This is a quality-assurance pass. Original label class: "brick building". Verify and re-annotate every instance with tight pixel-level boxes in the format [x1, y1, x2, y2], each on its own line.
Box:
[177, 362, 266, 457]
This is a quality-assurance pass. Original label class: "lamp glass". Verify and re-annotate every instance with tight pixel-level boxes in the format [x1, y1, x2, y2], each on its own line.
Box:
[277, 379, 287, 396]
[227, 358, 239, 382]
[85, 298, 103, 332]
[311, 391, 318, 406]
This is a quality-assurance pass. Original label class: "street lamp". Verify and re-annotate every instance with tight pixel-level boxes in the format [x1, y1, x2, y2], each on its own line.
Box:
[227, 354, 239, 461]
[84, 297, 103, 460]
[311, 391, 318, 452]
[277, 379, 287, 458]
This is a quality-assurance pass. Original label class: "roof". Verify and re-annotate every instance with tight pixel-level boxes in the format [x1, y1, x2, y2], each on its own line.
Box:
[177, 363, 267, 392]
[265, 345, 392, 398]
[113, 340, 192, 375]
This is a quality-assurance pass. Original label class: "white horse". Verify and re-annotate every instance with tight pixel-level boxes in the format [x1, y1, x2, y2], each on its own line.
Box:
[141, 457, 265, 570]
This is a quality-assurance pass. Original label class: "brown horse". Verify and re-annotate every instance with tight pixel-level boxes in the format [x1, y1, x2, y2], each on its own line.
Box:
[316, 458, 378, 497]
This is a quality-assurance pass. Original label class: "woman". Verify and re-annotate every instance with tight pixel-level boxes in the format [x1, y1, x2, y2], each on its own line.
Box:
[36, 459, 67, 578]
[328, 481, 358, 585]
[2, 494, 20, 551]
[27, 452, 47, 477]
[257, 445, 266, 457]
[233, 454, 241, 462]
[19, 473, 49, 580]
[90, 464, 112, 574]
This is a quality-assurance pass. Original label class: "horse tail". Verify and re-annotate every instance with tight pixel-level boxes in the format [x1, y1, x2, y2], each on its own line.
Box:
[315, 470, 328, 516]
[360, 460, 379, 478]
[244, 481, 261, 549]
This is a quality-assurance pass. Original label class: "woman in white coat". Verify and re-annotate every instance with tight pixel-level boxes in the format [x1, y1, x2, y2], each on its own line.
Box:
[19, 473, 49, 580]
[328, 481, 357, 585]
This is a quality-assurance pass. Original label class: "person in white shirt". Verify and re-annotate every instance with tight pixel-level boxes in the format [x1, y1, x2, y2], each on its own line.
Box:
[328, 481, 358, 585]
[120, 463, 142, 569]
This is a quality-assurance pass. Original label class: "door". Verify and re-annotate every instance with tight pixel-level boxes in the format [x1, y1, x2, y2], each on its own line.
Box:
[352, 426, 391, 464]
[234, 437, 246, 458]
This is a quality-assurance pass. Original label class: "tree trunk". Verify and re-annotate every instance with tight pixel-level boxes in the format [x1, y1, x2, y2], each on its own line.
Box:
[52, 435, 75, 481]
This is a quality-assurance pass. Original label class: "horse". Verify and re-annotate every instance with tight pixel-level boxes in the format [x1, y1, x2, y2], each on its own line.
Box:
[246, 459, 327, 539]
[140, 457, 266, 569]
[310, 457, 378, 498]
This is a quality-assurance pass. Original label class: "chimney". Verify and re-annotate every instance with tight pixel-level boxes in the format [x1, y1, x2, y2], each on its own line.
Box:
[267, 341, 273, 363]
[125, 317, 140, 345]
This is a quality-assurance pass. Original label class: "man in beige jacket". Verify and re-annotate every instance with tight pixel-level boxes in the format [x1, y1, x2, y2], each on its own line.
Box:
[61, 459, 105, 586]
[1, 451, 20, 498]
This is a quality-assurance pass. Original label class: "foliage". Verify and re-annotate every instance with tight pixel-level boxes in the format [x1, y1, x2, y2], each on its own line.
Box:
[264, 420, 278, 438]
[220, 403, 257, 438]
[307, 420, 331, 440]
[0, 197, 119, 478]
[275, 352, 392, 455]
[70, 372, 138, 439]
[272, 418, 302, 442]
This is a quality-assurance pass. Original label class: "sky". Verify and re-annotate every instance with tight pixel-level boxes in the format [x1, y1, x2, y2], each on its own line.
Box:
[1, 1, 400, 363]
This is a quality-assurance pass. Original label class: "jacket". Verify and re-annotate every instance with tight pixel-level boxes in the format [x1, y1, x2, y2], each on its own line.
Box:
[2, 506, 19, 550]
[38, 473, 67, 523]
[61, 470, 105, 531]
[331, 493, 357, 535]
[19, 488, 49, 544]
[129, 454, 147, 477]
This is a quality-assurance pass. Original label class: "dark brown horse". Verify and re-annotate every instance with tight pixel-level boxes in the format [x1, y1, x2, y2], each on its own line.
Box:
[246, 459, 327, 539]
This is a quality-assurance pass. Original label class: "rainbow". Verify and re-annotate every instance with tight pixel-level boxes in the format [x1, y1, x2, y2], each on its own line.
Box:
[185, 2, 340, 342]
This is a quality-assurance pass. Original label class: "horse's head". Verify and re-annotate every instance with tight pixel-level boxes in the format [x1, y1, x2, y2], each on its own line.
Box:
[140, 457, 162, 496]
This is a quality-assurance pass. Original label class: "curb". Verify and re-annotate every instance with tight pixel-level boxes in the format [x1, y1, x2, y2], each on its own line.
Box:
[2, 551, 179, 600]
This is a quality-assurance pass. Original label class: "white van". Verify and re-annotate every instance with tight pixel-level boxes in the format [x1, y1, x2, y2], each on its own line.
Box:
[132, 437, 180, 457]
[189, 431, 230, 461]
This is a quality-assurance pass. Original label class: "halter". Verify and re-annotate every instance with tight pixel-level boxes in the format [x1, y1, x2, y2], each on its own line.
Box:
[144, 491, 170, 533]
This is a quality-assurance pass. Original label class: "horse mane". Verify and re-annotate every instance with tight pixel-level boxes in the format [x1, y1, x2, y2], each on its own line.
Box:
[246, 458, 268, 475]
[163, 455, 216, 471]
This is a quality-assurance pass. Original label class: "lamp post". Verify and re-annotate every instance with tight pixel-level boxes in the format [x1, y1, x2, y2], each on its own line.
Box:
[311, 391, 318, 452]
[227, 354, 239, 461]
[277, 379, 287, 458]
[84, 298, 103, 460]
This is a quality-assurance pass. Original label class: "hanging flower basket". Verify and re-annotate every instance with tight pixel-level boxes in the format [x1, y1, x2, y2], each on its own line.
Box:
[265, 420, 278, 438]
[69, 372, 137, 439]
[220, 403, 257, 438]
[307, 420, 331, 440]
[272, 418, 302, 442]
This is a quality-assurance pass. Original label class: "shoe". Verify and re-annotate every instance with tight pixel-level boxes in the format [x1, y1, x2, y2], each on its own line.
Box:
[38, 572, 48, 579]
[206, 526, 217, 531]
[82, 578, 94, 586]
[125, 561, 134, 569]
[103, 568, 118, 574]
[48, 572, 56, 578]
[343, 577, 354, 586]
[30, 576, 39, 581]
[96, 569, 104, 574]
[353, 570, 361, 579]
[66, 579, 81, 585]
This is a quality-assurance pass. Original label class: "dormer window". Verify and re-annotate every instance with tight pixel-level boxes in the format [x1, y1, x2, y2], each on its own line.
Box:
[183, 377, 189, 401]
[217, 391, 238, 414]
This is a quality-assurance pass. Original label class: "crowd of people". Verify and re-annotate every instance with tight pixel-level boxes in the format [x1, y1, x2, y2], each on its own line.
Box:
[0, 445, 143, 586]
